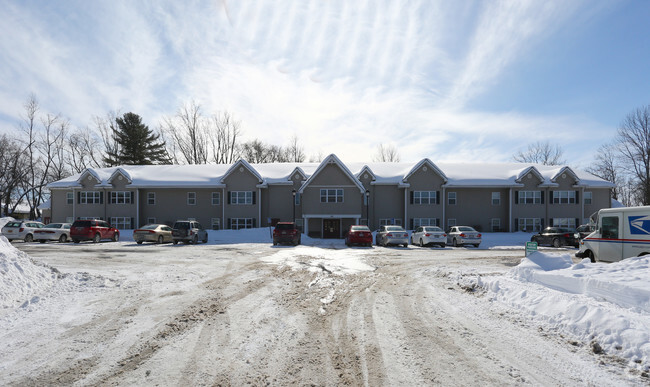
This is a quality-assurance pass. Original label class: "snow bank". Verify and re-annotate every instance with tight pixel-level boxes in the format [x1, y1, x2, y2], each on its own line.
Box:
[0, 217, 15, 230]
[480, 251, 650, 366]
[0, 236, 58, 312]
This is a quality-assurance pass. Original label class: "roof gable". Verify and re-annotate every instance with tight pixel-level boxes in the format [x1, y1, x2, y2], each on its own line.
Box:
[516, 166, 544, 184]
[551, 166, 580, 185]
[108, 167, 132, 185]
[221, 159, 263, 184]
[298, 154, 365, 193]
[404, 158, 448, 183]
[77, 168, 102, 186]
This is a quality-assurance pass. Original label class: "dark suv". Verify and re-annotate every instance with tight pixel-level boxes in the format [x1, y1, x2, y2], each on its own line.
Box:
[273, 222, 301, 246]
[172, 220, 208, 244]
[70, 220, 119, 243]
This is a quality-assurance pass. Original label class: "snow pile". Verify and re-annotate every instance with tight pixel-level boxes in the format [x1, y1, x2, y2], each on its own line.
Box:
[0, 216, 15, 230]
[262, 245, 375, 275]
[479, 251, 650, 367]
[0, 236, 58, 312]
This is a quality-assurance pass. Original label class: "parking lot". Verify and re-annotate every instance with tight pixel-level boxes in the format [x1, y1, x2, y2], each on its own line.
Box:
[1, 233, 630, 386]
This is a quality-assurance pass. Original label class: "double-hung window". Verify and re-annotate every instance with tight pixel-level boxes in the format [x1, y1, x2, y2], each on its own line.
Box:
[187, 192, 197, 205]
[80, 191, 101, 204]
[66, 192, 74, 205]
[413, 191, 436, 204]
[211, 192, 220, 205]
[110, 191, 132, 204]
[230, 191, 253, 205]
[520, 191, 541, 204]
[320, 189, 343, 203]
[448, 192, 457, 205]
[147, 192, 156, 205]
[491, 192, 500, 205]
[552, 191, 576, 204]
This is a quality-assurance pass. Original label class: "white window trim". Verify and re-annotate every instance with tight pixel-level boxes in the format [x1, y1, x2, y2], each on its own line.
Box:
[413, 191, 437, 205]
[491, 192, 500, 206]
[211, 192, 221, 206]
[320, 189, 344, 203]
[110, 191, 132, 204]
[147, 192, 156, 205]
[231, 191, 253, 205]
[448, 192, 457, 205]
[187, 192, 197, 206]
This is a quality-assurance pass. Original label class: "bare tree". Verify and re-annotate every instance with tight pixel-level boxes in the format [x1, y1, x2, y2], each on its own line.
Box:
[616, 104, 650, 204]
[513, 141, 565, 165]
[0, 135, 28, 216]
[67, 126, 103, 172]
[95, 111, 121, 167]
[373, 143, 401, 162]
[309, 151, 324, 163]
[285, 134, 305, 162]
[586, 143, 622, 200]
[210, 111, 242, 164]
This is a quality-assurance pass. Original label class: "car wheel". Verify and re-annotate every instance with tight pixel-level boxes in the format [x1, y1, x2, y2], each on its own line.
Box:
[587, 250, 596, 263]
[93, 233, 101, 243]
[157, 235, 163, 244]
[58, 234, 67, 243]
[552, 238, 561, 248]
[137, 241, 143, 244]
[419, 238, 424, 247]
[112, 233, 119, 242]
[173, 240, 178, 245]
[24, 234, 33, 243]
[39, 240, 46, 243]
[403, 243, 408, 248]
[73, 239, 80, 244]
[440, 243, 446, 248]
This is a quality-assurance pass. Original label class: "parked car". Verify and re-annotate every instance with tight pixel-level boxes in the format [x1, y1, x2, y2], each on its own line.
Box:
[70, 219, 120, 243]
[273, 222, 301, 246]
[447, 226, 481, 247]
[531, 227, 578, 248]
[34, 223, 72, 243]
[411, 226, 446, 247]
[1, 221, 46, 242]
[172, 220, 208, 244]
[133, 224, 173, 244]
[345, 225, 372, 247]
[574, 224, 595, 240]
[375, 225, 409, 247]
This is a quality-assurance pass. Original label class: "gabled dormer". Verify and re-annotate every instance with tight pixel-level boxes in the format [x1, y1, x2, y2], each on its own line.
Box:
[551, 166, 580, 187]
[221, 159, 264, 186]
[516, 166, 545, 188]
[404, 158, 448, 185]
[289, 167, 307, 183]
[108, 167, 132, 188]
[298, 154, 365, 194]
[77, 168, 102, 188]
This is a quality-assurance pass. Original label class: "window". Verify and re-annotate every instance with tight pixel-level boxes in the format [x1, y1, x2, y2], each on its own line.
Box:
[519, 191, 541, 204]
[553, 218, 576, 229]
[230, 191, 253, 205]
[110, 217, 131, 229]
[231, 218, 253, 230]
[584, 192, 592, 205]
[187, 192, 196, 205]
[518, 218, 541, 232]
[413, 191, 437, 204]
[147, 192, 156, 205]
[447, 218, 457, 228]
[320, 189, 344, 203]
[491, 218, 501, 232]
[448, 192, 457, 205]
[602, 216, 619, 239]
[147, 217, 156, 224]
[66, 192, 74, 205]
[211, 218, 221, 230]
[110, 191, 132, 204]
[211, 192, 220, 206]
[295, 192, 301, 206]
[413, 218, 439, 227]
[79, 191, 101, 204]
[491, 192, 500, 205]
[552, 191, 576, 204]
[379, 218, 402, 226]
[78, 216, 101, 220]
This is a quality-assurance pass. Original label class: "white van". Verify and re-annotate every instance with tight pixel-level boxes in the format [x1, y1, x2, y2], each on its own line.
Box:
[576, 206, 650, 262]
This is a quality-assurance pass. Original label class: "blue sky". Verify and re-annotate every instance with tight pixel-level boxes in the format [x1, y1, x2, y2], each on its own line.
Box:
[0, 0, 648, 167]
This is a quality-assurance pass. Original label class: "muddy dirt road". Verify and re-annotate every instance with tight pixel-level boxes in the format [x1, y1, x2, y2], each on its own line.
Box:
[1, 242, 636, 385]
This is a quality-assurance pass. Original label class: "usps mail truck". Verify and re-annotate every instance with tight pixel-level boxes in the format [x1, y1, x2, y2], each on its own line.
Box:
[576, 206, 650, 262]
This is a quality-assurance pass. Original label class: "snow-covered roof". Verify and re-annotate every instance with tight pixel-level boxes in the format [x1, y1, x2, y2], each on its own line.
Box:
[47, 157, 616, 190]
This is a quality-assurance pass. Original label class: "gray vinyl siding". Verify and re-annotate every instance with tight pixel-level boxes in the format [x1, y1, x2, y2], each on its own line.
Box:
[138, 188, 223, 228]
[547, 174, 581, 224]
[372, 185, 404, 228]
[585, 188, 611, 220]
[301, 164, 363, 216]
[445, 188, 508, 232]
[405, 165, 445, 229]
[223, 167, 260, 228]
[263, 184, 299, 224]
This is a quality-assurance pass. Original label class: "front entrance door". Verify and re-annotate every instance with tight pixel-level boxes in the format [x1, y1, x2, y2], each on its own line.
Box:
[323, 219, 341, 239]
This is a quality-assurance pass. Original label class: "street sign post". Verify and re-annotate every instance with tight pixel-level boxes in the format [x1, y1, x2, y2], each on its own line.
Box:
[525, 241, 538, 257]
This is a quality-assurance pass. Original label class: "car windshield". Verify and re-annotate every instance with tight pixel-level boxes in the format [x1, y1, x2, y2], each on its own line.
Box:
[73, 221, 92, 227]
[275, 223, 295, 230]
[423, 227, 443, 232]
[386, 226, 404, 232]
[175, 222, 191, 229]
[458, 226, 475, 232]
[351, 226, 370, 231]
[141, 224, 158, 230]
[45, 224, 61, 228]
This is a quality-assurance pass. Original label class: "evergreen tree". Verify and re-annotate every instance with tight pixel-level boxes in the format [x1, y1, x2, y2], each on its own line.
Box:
[104, 112, 170, 166]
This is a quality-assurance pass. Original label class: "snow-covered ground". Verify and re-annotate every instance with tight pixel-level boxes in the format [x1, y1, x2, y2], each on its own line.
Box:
[1, 227, 649, 384]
